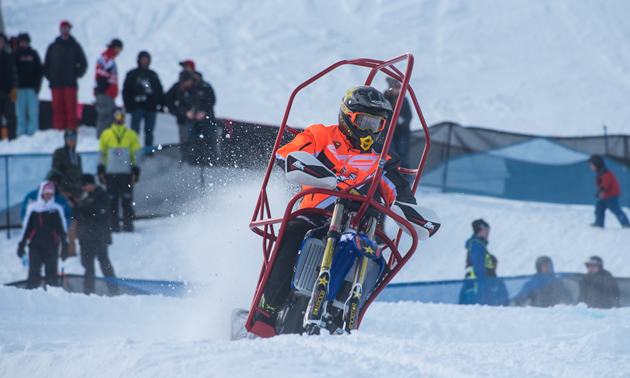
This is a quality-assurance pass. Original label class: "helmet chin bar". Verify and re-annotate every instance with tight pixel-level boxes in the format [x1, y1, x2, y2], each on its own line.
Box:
[359, 135, 374, 150]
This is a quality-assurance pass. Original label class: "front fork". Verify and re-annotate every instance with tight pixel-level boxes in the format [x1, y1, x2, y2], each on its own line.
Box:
[343, 215, 377, 333]
[304, 199, 345, 335]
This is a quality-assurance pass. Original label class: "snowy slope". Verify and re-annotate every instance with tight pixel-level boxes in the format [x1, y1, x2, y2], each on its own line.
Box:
[3, 0, 630, 136]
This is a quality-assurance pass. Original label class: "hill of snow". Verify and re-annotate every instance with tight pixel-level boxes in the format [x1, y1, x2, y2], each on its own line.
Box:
[4, 0, 630, 136]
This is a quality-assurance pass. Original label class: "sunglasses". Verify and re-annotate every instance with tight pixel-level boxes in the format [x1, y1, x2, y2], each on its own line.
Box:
[347, 112, 386, 133]
[65, 135, 77, 139]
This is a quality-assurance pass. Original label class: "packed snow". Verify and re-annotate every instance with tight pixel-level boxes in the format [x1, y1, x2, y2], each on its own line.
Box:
[2, 0, 630, 376]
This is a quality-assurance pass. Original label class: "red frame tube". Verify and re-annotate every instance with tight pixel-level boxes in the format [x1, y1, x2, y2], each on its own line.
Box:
[245, 54, 432, 335]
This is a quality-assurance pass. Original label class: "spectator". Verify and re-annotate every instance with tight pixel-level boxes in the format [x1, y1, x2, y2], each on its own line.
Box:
[459, 219, 497, 305]
[578, 256, 619, 309]
[43, 20, 88, 130]
[165, 70, 196, 158]
[52, 128, 83, 201]
[98, 109, 141, 232]
[52, 128, 83, 257]
[383, 77, 412, 169]
[14, 33, 43, 137]
[94, 39, 123, 137]
[513, 256, 573, 307]
[73, 174, 116, 295]
[189, 73, 217, 164]
[485, 254, 509, 306]
[179, 59, 201, 82]
[21, 169, 73, 231]
[17, 180, 68, 289]
[0, 32, 18, 140]
[122, 51, 164, 153]
[588, 155, 630, 228]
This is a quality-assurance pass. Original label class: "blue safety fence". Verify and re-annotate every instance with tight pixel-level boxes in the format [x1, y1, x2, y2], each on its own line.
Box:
[378, 273, 630, 307]
[0, 152, 98, 234]
[5, 274, 198, 297]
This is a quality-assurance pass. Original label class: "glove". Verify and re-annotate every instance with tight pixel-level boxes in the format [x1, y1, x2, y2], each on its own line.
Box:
[9, 88, 17, 103]
[131, 165, 140, 185]
[595, 188, 604, 198]
[61, 241, 69, 261]
[334, 164, 368, 190]
[98, 165, 107, 185]
[17, 241, 26, 258]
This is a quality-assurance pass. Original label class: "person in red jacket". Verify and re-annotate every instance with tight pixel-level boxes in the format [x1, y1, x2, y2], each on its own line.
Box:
[94, 39, 123, 137]
[588, 155, 630, 228]
[256, 86, 431, 326]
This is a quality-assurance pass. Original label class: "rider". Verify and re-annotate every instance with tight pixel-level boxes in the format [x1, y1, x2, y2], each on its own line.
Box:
[256, 85, 419, 327]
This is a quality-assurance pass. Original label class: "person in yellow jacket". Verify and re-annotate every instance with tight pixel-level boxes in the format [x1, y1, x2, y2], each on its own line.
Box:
[98, 108, 141, 232]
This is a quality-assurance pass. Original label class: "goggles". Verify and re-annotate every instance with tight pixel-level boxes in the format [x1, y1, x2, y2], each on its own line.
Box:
[65, 135, 77, 140]
[347, 111, 386, 133]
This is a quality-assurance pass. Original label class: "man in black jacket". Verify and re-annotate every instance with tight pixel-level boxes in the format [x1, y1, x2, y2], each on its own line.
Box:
[122, 51, 164, 152]
[15, 33, 43, 137]
[43, 21, 88, 130]
[0, 32, 18, 140]
[383, 77, 412, 169]
[578, 256, 619, 309]
[73, 174, 116, 295]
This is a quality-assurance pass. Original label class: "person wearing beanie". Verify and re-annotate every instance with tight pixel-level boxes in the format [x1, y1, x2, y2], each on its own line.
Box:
[122, 50, 164, 153]
[0, 32, 18, 140]
[14, 33, 43, 137]
[52, 128, 83, 200]
[52, 127, 84, 256]
[459, 219, 498, 305]
[18, 180, 69, 289]
[577, 256, 619, 309]
[43, 20, 88, 130]
[73, 173, 116, 294]
[513, 256, 573, 307]
[94, 39, 123, 137]
[165, 62, 217, 165]
[588, 155, 630, 228]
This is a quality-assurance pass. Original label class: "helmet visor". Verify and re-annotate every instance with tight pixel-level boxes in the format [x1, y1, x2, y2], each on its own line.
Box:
[349, 112, 386, 133]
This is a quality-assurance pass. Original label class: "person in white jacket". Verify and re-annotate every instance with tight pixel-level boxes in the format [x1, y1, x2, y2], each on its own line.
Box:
[18, 180, 68, 289]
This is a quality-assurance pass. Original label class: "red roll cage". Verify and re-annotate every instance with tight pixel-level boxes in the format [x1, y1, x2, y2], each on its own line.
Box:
[245, 53, 431, 337]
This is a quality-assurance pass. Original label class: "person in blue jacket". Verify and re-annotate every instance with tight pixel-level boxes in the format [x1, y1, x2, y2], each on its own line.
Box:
[21, 169, 73, 228]
[512, 256, 573, 307]
[459, 219, 498, 305]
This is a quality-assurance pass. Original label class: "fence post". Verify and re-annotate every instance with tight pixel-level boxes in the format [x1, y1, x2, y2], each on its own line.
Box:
[440, 123, 453, 192]
[5, 156, 9, 239]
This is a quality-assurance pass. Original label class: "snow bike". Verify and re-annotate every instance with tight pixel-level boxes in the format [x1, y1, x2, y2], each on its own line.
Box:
[240, 54, 438, 338]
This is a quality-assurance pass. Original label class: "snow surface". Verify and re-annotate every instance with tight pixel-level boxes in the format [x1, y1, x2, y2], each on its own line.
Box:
[2, 0, 630, 376]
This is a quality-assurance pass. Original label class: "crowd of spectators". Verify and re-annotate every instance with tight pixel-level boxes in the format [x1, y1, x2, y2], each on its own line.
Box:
[7, 19, 217, 293]
[460, 219, 622, 309]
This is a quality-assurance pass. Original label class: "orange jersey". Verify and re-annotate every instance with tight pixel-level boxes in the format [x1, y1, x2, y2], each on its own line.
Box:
[276, 124, 415, 209]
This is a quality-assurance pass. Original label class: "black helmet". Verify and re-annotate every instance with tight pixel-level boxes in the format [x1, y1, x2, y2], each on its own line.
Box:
[338, 86, 392, 151]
